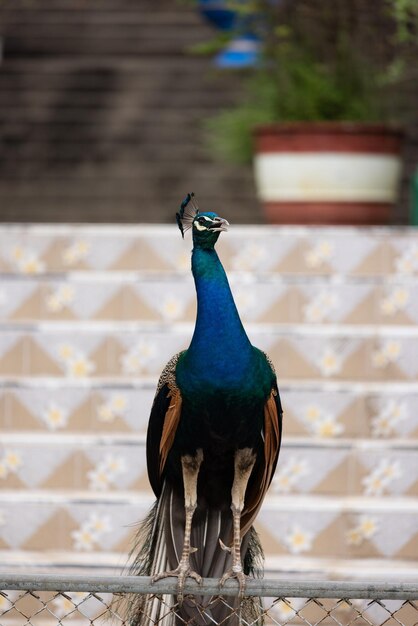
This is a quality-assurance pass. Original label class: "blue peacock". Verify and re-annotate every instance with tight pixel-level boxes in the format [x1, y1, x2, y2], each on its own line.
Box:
[128, 193, 283, 625]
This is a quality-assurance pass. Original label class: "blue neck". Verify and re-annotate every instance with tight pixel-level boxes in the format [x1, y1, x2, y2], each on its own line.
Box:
[185, 247, 252, 378]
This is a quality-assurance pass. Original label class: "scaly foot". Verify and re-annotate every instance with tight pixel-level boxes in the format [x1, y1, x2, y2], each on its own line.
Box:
[152, 558, 202, 605]
[219, 564, 247, 598]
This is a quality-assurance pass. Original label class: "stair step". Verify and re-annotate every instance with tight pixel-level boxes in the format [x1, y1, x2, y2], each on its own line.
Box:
[0, 225, 416, 277]
[0, 437, 416, 497]
[0, 278, 417, 326]
[0, 494, 416, 562]
[1, 381, 417, 439]
[0, 327, 417, 382]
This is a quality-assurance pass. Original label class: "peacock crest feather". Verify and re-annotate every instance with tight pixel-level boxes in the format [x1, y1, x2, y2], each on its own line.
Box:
[176, 192, 199, 238]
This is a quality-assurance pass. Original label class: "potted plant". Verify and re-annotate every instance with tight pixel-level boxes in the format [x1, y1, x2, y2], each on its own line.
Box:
[204, 0, 417, 224]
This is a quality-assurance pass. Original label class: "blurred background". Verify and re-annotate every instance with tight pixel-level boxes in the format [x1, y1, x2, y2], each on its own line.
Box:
[0, 0, 418, 603]
[0, 0, 417, 225]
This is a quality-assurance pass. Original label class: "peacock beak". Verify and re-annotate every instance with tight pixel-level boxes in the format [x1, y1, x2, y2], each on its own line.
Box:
[210, 217, 229, 232]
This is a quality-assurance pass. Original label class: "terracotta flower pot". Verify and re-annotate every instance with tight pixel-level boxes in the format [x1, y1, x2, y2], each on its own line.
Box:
[253, 122, 404, 225]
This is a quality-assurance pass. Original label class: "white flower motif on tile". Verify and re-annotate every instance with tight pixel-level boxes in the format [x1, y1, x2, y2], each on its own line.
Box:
[97, 403, 115, 423]
[305, 240, 334, 269]
[362, 471, 388, 496]
[176, 251, 191, 271]
[358, 515, 379, 539]
[87, 467, 111, 491]
[317, 348, 342, 377]
[88, 455, 127, 491]
[71, 513, 112, 551]
[270, 599, 297, 621]
[371, 401, 408, 437]
[232, 243, 266, 271]
[46, 285, 75, 313]
[18, 254, 45, 275]
[110, 394, 128, 414]
[233, 289, 257, 315]
[372, 340, 402, 369]
[394, 245, 418, 275]
[102, 454, 127, 477]
[380, 287, 410, 316]
[85, 513, 112, 536]
[66, 353, 96, 378]
[0, 462, 9, 479]
[305, 249, 321, 269]
[375, 459, 402, 481]
[380, 298, 397, 316]
[9, 246, 45, 274]
[284, 525, 313, 554]
[51, 592, 89, 619]
[121, 340, 156, 375]
[3, 450, 23, 472]
[11, 245, 25, 262]
[42, 402, 69, 430]
[272, 472, 293, 494]
[302, 405, 344, 438]
[272, 457, 310, 493]
[120, 351, 142, 375]
[304, 405, 322, 424]
[312, 415, 345, 438]
[345, 526, 365, 546]
[304, 291, 339, 323]
[371, 350, 389, 369]
[62, 240, 90, 266]
[383, 340, 401, 362]
[71, 527, 97, 551]
[57, 343, 75, 362]
[160, 295, 183, 321]
[317, 240, 334, 259]
[287, 457, 310, 479]
[45, 293, 62, 313]
[346, 515, 379, 546]
[58, 344, 96, 378]
[362, 459, 402, 496]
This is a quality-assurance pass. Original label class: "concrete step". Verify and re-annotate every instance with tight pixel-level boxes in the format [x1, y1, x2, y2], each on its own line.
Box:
[0, 493, 416, 563]
[0, 277, 417, 326]
[0, 225, 417, 277]
[1, 380, 417, 440]
[0, 435, 416, 498]
[0, 326, 417, 382]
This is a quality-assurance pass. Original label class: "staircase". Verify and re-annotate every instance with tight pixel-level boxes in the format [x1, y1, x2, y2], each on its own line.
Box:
[0, 0, 259, 223]
[0, 223, 417, 583]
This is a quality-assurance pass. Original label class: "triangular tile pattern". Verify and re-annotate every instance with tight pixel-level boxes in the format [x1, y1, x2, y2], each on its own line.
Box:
[0, 225, 417, 579]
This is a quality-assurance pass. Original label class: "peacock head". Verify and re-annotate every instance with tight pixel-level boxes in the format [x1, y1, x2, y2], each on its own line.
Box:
[176, 193, 229, 249]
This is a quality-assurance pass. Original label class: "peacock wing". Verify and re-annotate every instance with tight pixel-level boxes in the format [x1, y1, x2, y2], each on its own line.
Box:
[146, 351, 185, 497]
[241, 384, 283, 537]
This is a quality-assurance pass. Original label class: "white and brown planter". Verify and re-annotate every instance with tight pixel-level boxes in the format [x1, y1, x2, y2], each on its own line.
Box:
[253, 122, 404, 225]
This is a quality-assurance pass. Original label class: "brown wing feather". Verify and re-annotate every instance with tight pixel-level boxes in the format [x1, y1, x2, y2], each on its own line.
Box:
[241, 388, 282, 537]
[146, 352, 184, 496]
[159, 384, 182, 475]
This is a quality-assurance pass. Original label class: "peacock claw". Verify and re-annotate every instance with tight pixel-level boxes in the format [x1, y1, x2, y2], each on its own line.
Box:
[152, 560, 202, 605]
[219, 566, 247, 598]
[219, 538, 231, 553]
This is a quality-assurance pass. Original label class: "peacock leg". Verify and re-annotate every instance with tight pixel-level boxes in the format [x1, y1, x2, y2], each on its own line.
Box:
[220, 448, 256, 596]
[152, 449, 203, 604]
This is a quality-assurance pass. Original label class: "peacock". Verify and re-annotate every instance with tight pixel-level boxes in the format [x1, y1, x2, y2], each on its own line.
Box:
[128, 193, 283, 625]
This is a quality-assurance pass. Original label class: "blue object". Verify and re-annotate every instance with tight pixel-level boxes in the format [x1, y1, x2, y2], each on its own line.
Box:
[197, 0, 261, 67]
[215, 35, 261, 68]
[198, 0, 237, 30]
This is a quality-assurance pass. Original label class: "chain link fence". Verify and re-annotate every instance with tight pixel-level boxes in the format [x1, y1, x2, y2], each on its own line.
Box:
[0, 574, 417, 625]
